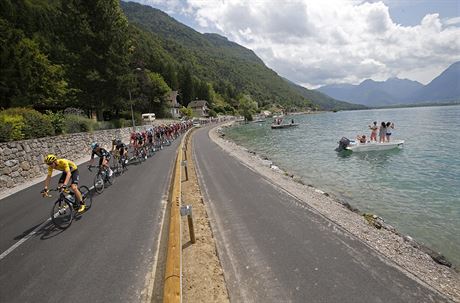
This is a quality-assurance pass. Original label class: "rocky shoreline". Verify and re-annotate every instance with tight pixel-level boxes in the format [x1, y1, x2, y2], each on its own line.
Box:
[211, 122, 460, 302]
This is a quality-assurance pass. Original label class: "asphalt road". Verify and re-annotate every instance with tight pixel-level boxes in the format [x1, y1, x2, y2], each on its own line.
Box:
[192, 126, 450, 303]
[0, 141, 180, 303]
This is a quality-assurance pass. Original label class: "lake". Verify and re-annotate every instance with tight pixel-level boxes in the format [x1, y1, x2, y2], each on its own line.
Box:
[225, 105, 460, 266]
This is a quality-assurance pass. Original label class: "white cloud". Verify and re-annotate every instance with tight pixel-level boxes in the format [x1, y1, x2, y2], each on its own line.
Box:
[132, 0, 460, 87]
[444, 16, 460, 26]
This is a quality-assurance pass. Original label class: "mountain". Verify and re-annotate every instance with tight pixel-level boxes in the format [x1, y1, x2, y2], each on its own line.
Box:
[121, 1, 361, 111]
[284, 80, 366, 111]
[411, 61, 460, 103]
[317, 78, 424, 107]
[317, 62, 460, 107]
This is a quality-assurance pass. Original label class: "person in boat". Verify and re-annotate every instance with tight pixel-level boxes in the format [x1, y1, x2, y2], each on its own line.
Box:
[379, 122, 387, 143]
[368, 121, 378, 142]
[386, 122, 394, 142]
[356, 134, 367, 143]
[291, 119, 295, 124]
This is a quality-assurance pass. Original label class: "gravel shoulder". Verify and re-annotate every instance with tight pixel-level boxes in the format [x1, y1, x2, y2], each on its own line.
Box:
[181, 129, 230, 303]
[210, 122, 460, 303]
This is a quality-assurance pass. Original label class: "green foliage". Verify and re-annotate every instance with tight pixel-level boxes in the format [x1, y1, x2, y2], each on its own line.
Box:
[0, 18, 69, 109]
[238, 95, 258, 121]
[63, 114, 95, 133]
[94, 121, 115, 131]
[208, 109, 217, 118]
[45, 110, 65, 134]
[1, 107, 54, 139]
[179, 106, 193, 118]
[112, 118, 129, 128]
[59, 0, 131, 113]
[0, 114, 25, 142]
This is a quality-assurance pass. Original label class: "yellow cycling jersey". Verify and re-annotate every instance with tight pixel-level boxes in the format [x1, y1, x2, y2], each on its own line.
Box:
[47, 159, 78, 176]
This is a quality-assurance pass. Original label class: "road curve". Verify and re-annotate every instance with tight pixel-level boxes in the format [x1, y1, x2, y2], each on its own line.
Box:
[192, 126, 450, 303]
[0, 140, 180, 303]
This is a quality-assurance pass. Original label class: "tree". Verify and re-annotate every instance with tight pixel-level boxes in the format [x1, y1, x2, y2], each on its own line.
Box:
[143, 71, 171, 117]
[0, 19, 69, 109]
[178, 66, 193, 106]
[61, 0, 131, 118]
[238, 94, 258, 121]
[179, 106, 193, 118]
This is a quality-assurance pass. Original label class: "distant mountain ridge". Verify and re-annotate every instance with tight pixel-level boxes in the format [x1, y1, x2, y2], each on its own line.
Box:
[412, 61, 460, 103]
[317, 62, 460, 107]
[121, 1, 362, 111]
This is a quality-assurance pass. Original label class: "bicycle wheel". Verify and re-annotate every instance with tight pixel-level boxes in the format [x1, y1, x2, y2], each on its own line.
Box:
[80, 185, 93, 210]
[112, 160, 121, 176]
[121, 156, 128, 172]
[139, 150, 146, 162]
[148, 146, 155, 157]
[51, 199, 74, 229]
[106, 169, 114, 185]
[94, 172, 104, 194]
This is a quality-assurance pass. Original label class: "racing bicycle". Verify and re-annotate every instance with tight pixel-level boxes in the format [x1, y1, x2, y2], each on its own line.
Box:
[43, 186, 92, 229]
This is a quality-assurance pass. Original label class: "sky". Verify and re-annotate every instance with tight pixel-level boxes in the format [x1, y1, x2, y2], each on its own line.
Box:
[126, 0, 460, 88]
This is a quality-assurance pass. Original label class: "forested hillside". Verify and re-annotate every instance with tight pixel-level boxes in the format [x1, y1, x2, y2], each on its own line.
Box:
[121, 1, 363, 111]
[1, 0, 359, 125]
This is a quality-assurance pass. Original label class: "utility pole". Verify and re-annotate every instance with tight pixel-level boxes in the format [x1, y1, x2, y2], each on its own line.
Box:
[128, 88, 135, 130]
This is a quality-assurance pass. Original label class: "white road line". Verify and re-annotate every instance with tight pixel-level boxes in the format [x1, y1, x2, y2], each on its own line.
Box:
[1, 185, 95, 261]
[0, 218, 51, 261]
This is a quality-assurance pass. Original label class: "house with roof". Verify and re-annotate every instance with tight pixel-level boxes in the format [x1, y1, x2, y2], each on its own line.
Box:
[166, 91, 181, 118]
[188, 100, 209, 117]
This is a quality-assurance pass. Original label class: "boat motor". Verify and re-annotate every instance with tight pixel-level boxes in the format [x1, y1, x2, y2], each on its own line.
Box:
[337, 137, 351, 151]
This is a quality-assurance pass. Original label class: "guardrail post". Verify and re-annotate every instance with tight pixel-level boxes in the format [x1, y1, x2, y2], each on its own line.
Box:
[182, 145, 187, 160]
[180, 205, 196, 244]
[181, 160, 188, 182]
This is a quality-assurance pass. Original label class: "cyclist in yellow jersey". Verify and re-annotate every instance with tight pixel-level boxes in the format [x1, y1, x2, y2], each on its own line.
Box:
[42, 154, 85, 212]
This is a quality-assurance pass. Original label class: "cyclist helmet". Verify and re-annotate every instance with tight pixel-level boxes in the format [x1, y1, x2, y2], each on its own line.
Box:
[91, 142, 99, 150]
[44, 154, 57, 164]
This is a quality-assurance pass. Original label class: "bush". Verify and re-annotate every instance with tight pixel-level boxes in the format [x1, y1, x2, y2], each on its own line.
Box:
[64, 114, 95, 133]
[0, 114, 25, 142]
[112, 118, 129, 128]
[0, 108, 54, 140]
[94, 121, 115, 131]
[45, 110, 65, 135]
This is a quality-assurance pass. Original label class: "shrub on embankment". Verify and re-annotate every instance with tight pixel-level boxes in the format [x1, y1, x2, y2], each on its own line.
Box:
[0, 108, 133, 142]
[0, 108, 54, 142]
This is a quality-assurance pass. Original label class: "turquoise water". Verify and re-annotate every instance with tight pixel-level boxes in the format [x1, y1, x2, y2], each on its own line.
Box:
[225, 105, 460, 266]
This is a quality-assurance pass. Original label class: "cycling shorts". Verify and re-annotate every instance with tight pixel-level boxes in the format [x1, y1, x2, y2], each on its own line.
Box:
[59, 169, 79, 185]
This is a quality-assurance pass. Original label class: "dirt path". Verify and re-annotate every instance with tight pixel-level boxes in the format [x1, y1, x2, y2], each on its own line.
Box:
[181, 131, 230, 302]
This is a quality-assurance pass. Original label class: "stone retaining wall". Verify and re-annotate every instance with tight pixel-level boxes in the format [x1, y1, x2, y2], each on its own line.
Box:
[0, 126, 140, 192]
